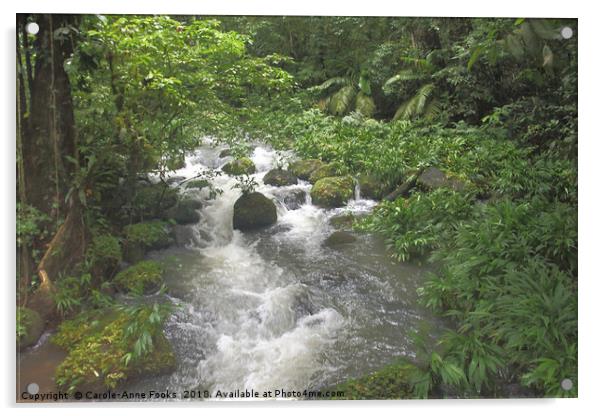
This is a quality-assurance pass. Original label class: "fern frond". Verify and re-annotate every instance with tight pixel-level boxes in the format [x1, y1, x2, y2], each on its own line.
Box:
[315, 76, 350, 91]
[393, 83, 435, 120]
[384, 69, 423, 92]
[400, 56, 435, 73]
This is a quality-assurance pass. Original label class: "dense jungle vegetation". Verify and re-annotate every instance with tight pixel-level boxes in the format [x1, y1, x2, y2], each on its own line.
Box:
[17, 14, 577, 398]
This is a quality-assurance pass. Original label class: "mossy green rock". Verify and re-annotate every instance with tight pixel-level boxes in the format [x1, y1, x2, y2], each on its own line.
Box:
[323, 231, 357, 248]
[328, 213, 356, 230]
[53, 308, 176, 392]
[330, 359, 419, 399]
[417, 167, 466, 192]
[358, 174, 387, 200]
[218, 148, 232, 158]
[131, 184, 179, 220]
[233, 192, 277, 231]
[263, 168, 298, 187]
[17, 307, 44, 350]
[114, 260, 164, 294]
[167, 198, 202, 225]
[185, 179, 210, 190]
[310, 176, 354, 208]
[123, 220, 172, 263]
[309, 162, 345, 184]
[222, 157, 256, 176]
[289, 159, 324, 181]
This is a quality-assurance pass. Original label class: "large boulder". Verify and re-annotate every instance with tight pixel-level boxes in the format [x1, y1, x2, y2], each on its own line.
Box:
[310, 176, 354, 208]
[416, 167, 466, 192]
[282, 189, 307, 210]
[289, 159, 324, 181]
[358, 174, 387, 200]
[323, 231, 357, 248]
[309, 162, 345, 184]
[17, 307, 44, 350]
[218, 148, 232, 158]
[263, 169, 298, 187]
[222, 157, 256, 176]
[167, 198, 202, 225]
[233, 192, 277, 231]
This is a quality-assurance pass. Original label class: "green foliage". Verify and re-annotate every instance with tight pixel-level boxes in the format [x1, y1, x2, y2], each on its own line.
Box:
[17, 203, 50, 248]
[114, 260, 164, 295]
[17, 307, 43, 345]
[232, 174, 259, 195]
[53, 303, 174, 392]
[88, 234, 122, 264]
[361, 189, 474, 262]
[331, 359, 419, 399]
[124, 220, 170, 248]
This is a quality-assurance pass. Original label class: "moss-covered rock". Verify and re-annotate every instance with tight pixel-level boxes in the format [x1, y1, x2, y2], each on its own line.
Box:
[416, 167, 467, 192]
[282, 189, 307, 210]
[88, 234, 122, 280]
[218, 148, 232, 158]
[131, 184, 179, 220]
[185, 179, 210, 190]
[222, 157, 256, 176]
[310, 176, 354, 208]
[17, 307, 44, 350]
[123, 221, 171, 263]
[114, 260, 164, 294]
[233, 192, 277, 231]
[52, 308, 176, 392]
[263, 168, 298, 187]
[328, 213, 356, 230]
[330, 359, 419, 399]
[167, 198, 202, 225]
[358, 174, 387, 200]
[309, 162, 346, 184]
[289, 159, 324, 180]
[323, 231, 357, 248]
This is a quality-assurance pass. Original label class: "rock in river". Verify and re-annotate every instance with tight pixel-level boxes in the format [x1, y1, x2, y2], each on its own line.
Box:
[233, 192, 278, 231]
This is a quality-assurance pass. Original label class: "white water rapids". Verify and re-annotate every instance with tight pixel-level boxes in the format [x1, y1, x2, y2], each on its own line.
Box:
[127, 139, 442, 398]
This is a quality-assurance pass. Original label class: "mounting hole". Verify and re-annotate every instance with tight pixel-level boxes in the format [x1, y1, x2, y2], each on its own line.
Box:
[27, 382, 40, 395]
[561, 378, 573, 391]
[561, 27, 573, 39]
[25, 22, 39, 35]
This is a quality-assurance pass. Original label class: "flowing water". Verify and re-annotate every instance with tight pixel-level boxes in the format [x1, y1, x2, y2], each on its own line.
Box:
[18, 139, 445, 400]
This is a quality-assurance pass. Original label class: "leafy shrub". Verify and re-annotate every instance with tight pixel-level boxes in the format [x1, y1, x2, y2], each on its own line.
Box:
[124, 220, 170, 249]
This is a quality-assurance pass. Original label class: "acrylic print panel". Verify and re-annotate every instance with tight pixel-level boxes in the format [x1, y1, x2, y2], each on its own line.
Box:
[16, 14, 577, 402]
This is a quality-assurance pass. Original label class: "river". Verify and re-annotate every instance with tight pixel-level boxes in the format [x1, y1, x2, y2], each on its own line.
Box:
[18, 139, 445, 400]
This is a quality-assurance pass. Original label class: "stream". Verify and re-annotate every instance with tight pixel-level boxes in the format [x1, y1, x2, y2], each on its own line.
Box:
[18, 139, 445, 400]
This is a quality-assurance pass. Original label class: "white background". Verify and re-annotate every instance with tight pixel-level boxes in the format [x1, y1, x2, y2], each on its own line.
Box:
[1, 1, 598, 415]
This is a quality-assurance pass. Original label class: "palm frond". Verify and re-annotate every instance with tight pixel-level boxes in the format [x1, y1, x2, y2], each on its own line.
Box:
[383, 69, 424, 94]
[393, 83, 435, 120]
[328, 85, 357, 116]
[400, 56, 436, 73]
[314, 76, 350, 91]
[355, 92, 376, 118]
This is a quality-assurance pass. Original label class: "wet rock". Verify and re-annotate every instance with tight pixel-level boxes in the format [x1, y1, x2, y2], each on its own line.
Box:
[131, 183, 179, 220]
[310, 176, 354, 208]
[416, 167, 466, 192]
[329, 213, 356, 230]
[185, 179, 210, 190]
[309, 162, 345, 184]
[17, 307, 44, 350]
[233, 192, 277, 231]
[222, 157, 256, 176]
[165, 176, 186, 185]
[323, 231, 357, 248]
[167, 198, 202, 225]
[282, 189, 307, 210]
[263, 168, 298, 187]
[289, 159, 324, 181]
[218, 148, 232, 158]
[358, 174, 387, 200]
